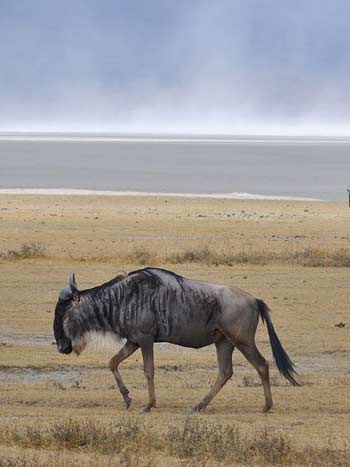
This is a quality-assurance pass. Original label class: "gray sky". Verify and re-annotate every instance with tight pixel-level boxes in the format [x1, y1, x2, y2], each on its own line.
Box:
[1, 1, 350, 134]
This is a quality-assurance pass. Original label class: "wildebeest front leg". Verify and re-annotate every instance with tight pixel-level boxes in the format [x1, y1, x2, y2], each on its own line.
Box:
[192, 337, 234, 412]
[109, 340, 139, 409]
[140, 340, 156, 412]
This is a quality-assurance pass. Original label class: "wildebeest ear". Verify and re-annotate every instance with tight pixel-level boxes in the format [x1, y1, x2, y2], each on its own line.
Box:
[59, 287, 72, 300]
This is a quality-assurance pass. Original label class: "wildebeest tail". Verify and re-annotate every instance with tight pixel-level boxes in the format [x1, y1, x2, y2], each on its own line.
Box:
[257, 299, 299, 386]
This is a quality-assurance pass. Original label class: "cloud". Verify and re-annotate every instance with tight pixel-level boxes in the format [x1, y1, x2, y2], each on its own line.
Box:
[0, 0, 349, 134]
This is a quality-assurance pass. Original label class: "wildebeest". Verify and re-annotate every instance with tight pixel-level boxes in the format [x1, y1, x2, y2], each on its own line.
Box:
[53, 267, 298, 413]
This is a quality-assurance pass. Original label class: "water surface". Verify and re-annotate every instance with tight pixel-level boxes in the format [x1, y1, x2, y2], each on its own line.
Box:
[0, 134, 348, 200]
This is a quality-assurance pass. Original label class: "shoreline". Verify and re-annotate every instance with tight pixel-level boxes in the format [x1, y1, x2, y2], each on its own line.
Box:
[0, 188, 322, 201]
[1, 132, 350, 143]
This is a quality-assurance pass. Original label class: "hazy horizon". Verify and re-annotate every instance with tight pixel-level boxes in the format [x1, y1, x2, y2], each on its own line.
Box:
[1, 132, 350, 140]
[1, 1, 350, 135]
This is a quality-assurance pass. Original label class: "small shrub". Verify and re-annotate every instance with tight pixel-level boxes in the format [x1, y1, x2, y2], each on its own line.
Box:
[240, 375, 260, 387]
[331, 248, 350, 267]
[167, 418, 244, 462]
[159, 364, 183, 372]
[252, 429, 292, 464]
[51, 418, 142, 452]
[0, 456, 29, 467]
[24, 425, 45, 448]
[167, 248, 221, 266]
[128, 247, 154, 265]
[0, 243, 45, 261]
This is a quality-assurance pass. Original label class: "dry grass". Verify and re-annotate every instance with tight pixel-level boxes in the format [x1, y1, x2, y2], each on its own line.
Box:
[1, 195, 350, 268]
[2, 242, 350, 268]
[0, 418, 142, 453]
[1, 195, 350, 466]
[0, 418, 348, 466]
[0, 449, 152, 467]
[167, 418, 349, 465]
[166, 246, 350, 267]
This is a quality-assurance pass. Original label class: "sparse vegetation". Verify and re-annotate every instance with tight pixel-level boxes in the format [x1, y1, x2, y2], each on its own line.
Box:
[238, 375, 300, 388]
[2, 243, 350, 268]
[0, 243, 45, 261]
[0, 418, 140, 453]
[1, 241, 350, 269]
[166, 246, 350, 268]
[167, 419, 296, 464]
[0, 418, 348, 466]
[0, 451, 151, 467]
[77, 246, 350, 267]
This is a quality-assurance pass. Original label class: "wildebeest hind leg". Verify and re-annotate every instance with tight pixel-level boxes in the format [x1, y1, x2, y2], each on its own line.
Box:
[236, 342, 273, 412]
[192, 337, 234, 412]
[109, 340, 139, 409]
[141, 340, 156, 413]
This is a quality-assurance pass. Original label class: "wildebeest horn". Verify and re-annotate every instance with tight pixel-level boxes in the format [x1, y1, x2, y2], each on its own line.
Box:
[69, 273, 78, 293]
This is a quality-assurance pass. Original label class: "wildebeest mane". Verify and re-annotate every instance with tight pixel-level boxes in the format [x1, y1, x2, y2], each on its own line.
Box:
[128, 267, 185, 285]
[79, 274, 126, 298]
[69, 268, 184, 302]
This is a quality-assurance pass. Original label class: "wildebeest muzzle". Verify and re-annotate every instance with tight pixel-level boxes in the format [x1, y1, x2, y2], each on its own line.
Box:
[57, 338, 73, 354]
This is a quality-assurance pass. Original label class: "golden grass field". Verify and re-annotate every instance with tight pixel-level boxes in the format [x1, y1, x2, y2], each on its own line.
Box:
[0, 194, 349, 466]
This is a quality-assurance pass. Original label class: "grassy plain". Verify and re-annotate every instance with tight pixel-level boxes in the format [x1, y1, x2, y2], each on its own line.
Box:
[0, 194, 349, 466]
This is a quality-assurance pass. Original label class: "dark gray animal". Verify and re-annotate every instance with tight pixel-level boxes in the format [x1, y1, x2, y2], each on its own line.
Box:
[53, 267, 298, 413]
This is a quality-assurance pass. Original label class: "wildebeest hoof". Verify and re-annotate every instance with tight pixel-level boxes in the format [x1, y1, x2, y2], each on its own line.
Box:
[191, 404, 204, 413]
[141, 404, 153, 414]
[262, 405, 272, 413]
[124, 398, 132, 410]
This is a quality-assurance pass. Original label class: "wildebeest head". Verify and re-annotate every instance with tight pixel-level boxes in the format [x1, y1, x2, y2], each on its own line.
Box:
[53, 273, 79, 354]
